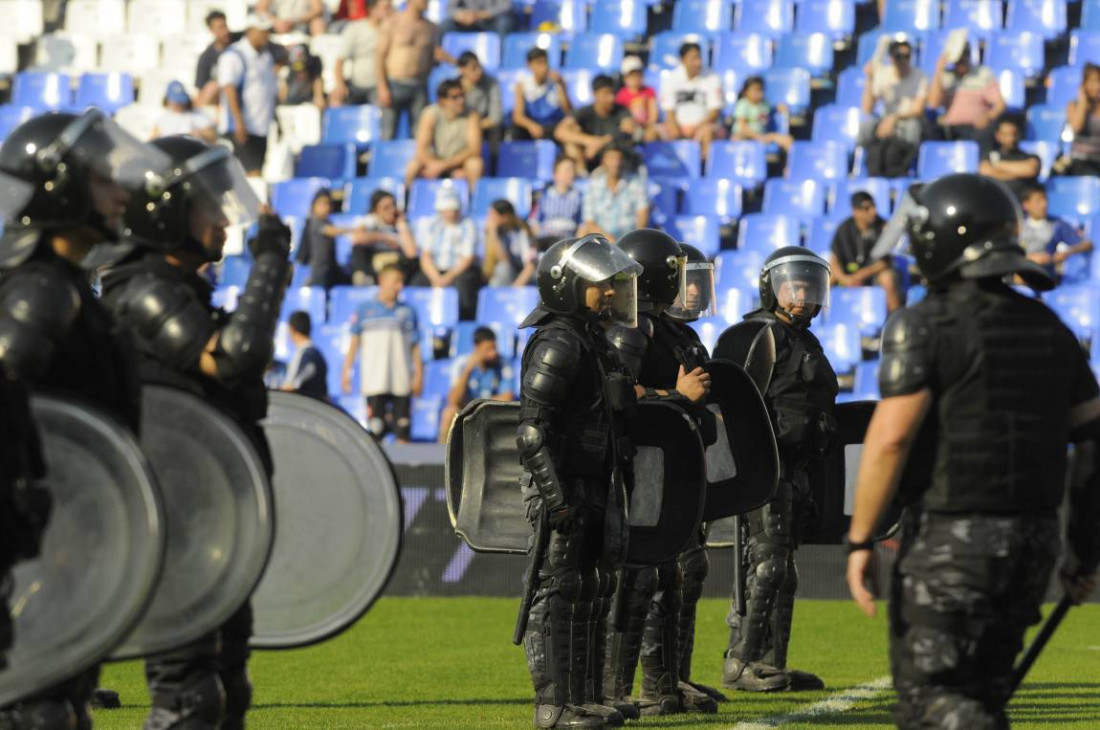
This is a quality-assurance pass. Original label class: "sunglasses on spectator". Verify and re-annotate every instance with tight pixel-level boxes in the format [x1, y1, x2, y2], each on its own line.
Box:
[447, 92, 465, 100]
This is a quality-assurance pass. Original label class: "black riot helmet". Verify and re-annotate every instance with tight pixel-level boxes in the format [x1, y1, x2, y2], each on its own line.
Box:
[616, 228, 686, 313]
[122, 136, 261, 261]
[905, 173, 1053, 291]
[536, 234, 643, 326]
[759, 246, 830, 327]
[667, 242, 717, 322]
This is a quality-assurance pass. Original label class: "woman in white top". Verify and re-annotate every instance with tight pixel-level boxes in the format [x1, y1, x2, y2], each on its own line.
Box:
[151, 81, 217, 143]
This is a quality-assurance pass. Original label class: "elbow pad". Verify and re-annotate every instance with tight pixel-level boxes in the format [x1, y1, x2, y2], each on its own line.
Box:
[517, 422, 565, 510]
[879, 308, 933, 398]
[112, 275, 213, 372]
[0, 271, 80, 380]
[215, 251, 289, 381]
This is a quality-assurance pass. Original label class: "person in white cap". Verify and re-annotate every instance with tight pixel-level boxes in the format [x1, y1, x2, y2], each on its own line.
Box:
[616, 55, 661, 142]
[411, 188, 483, 319]
[217, 12, 279, 175]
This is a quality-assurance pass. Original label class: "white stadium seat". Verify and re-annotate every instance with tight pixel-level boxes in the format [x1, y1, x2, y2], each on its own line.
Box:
[129, 0, 189, 37]
[276, 104, 323, 154]
[0, 38, 18, 75]
[158, 33, 209, 85]
[113, 103, 161, 141]
[187, 0, 248, 33]
[100, 34, 161, 74]
[309, 34, 345, 93]
[0, 0, 44, 43]
[65, 0, 127, 36]
[34, 33, 99, 73]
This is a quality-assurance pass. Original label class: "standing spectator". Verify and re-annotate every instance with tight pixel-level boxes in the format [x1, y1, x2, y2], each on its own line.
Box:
[404, 78, 484, 189]
[151, 81, 216, 142]
[441, 0, 516, 38]
[732, 75, 793, 152]
[529, 155, 583, 248]
[858, 40, 927, 148]
[979, 115, 1041, 198]
[829, 191, 903, 312]
[280, 43, 326, 108]
[579, 141, 649, 241]
[351, 190, 419, 285]
[255, 0, 326, 35]
[375, 0, 450, 141]
[483, 199, 536, 286]
[281, 311, 329, 400]
[928, 43, 1005, 142]
[412, 189, 481, 320]
[457, 52, 503, 147]
[342, 264, 424, 442]
[555, 74, 636, 171]
[331, 0, 392, 107]
[437, 327, 514, 442]
[1019, 183, 1094, 282]
[218, 13, 279, 176]
[512, 48, 570, 141]
[617, 55, 660, 143]
[195, 10, 238, 106]
[660, 42, 724, 159]
[331, 0, 370, 32]
[1064, 63, 1100, 177]
[296, 189, 357, 289]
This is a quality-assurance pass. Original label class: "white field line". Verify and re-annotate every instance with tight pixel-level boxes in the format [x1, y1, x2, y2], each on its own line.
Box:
[731, 676, 893, 729]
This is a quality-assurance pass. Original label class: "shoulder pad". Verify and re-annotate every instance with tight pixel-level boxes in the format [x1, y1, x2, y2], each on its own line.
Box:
[522, 328, 583, 405]
[112, 272, 212, 371]
[0, 268, 80, 378]
[605, 322, 650, 377]
[879, 307, 934, 399]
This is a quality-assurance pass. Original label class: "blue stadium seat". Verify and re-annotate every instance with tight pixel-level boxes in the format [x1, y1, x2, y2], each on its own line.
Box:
[713, 32, 772, 73]
[0, 105, 34, 141]
[368, 140, 417, 178]
[919, 30, 981, 78]
[1047, 177, 1100, 218]
[75, 72, 133, 113]
[881, 0, 940, 32]
[219, 257, 251, 288]
[476, 286, 541, 328]
[916, 141, 979, 178]
[322, 105, 382, 148]
[328, 286, 380, 326]
[494, 69, 522, 118]
[13, 71, 72, 110]
[985, 32, 1045, 81]
[668, 215, 722, 257]
[807, 215, 841, 256]
[851, 360, 881, 399]
[795, 0, 856, 39]
[737, 212, 801, 251]
[442, 33, 501, 70]
[811, 104, 864, 151]
[944, 0, 1002, 33]
[707, 140, 767, 187]
[815, 322, 861, 372]
[831, 177, 892, 216]
[672, 0, 733, 33]
[411, 396, 444, 441]
[648, 178, 684, 228]
[564, 34, 625, 71]
[296, 143, 357, 181]
[715, 248, 767, 290]
[1047, 66, 1082, 109]
[762, 179, 826, 216]
[471, 177, 534, 218]
[280, 286, 327, 325]
[650, 32, 712, 70]
[407, 179, 470, 220]
[995, 68, 1026, 110]
[1084, 0, 1100, 30]
[502, 32, 562, 69]
[1006, 0, 1066, 39]
[907, 284, 927, 305]
[1027, 104, 1068, 142]
[270, 177, 330, 219]
[688, 315, 726, 352]
[405, 286, 460, 330]
[763, 68, 811, 115]
[345, 177, 405, 214]
[589, 0, 647, 36]
[735, 0, 794, 38]
[315, 323, 354, 395]
[773, 33, 834, 76]
[835, 66, 866, 108]
[643, 141, 703, 179]
[1070, 31, 1100, 67]
[562, 69, 596, 106]
[788, 141, 849, 181]
[827, 287, 888, 335]
[290, 264, 312, 289]
[529, 0, 588, 35]
[426, 65, 459, 103]
[498, 140, 558, 181]
[1045, 284, 1100, 333]
[334, 395, 367, 428]
[681, 179, 743, 225]
[855, 29, 911, 68]
[718, 285, 755, 324]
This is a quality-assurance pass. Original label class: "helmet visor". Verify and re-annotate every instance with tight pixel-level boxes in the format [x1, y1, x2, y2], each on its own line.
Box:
[54, 110, 171, 189]
[667, 262, 717, 321]
[561, 234, 644, 283]
[0, 170, 35, 222]
[608, 272, 639, 328]
[165, 145, 262, 227]
[768, 256, 831, 314]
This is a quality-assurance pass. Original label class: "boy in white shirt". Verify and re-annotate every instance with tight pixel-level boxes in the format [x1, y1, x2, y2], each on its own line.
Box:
[660, 41, 724, 160]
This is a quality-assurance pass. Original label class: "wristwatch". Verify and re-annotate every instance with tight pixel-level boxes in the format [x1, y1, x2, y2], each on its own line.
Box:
[844, 535, 875, 554]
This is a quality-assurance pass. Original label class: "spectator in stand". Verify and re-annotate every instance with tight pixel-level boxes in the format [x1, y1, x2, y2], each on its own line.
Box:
[342, 264, 424, 443]
[255, 0, 326, 35]
[483, 200, 537, 287]
[331, 0, 392, 106]
[280, 43, 326, 108]
[731, 75, 793, 152]
[979, 115, 1041, 199]
[555, 74, 636, 171]
[457, 52, 503, 148]
[1064, 63, 1100, 177]
[411, 189, 482, 320]
[829, 192, 903, 312]
[404, 78, 484, 189]
[512, 48, 570, 142]
[437, 326, 514, 442]
[529, 155, 583, 248]
[195, 10, 238, 106]
[1019, 183, 1094, 283]
[617, 55, 660, 143]
[296, 189, 358, 289]
[376, 0, 451, 141]
[330, 0, 369, 32]
[858, 40, 927, 148]
[660, 42, 724, 160]
[441, 0, 517, 38]
[351, 190, 419, 286]
[218, 13, 280, 176]
[151, 81, 216, 142]
[579, 141, 649, 241]
[280, 311, 329, 400]
[928, 43, 1005, 142]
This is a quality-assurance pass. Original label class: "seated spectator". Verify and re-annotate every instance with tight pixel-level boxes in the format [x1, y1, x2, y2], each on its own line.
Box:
[579, 141, 649, 241]
[829, 192, 903, 312]
[351, 190, 419, 286]
[660, 42, 724, 159]
[411, 189, 482, 320]
[376, 0, 451, 142]
[859, 40, 926, 179]
[405, 79, 484, 188]
[342, 264, 424, 443]
[457, 52, 503, 147]
[255, 0, 326, 35]
[555, 74, 636, 171]
[529, 155, 583, 248]
[441, 0, 516, 38]
[483, 200, 536, 287]
[280, 44, 326, 108]
[512, 48, 570, 142]
[296, 189, 356, 289]
[928, 43, 1005, 142]
[979, 115, 1040, 198]
[732, 75, 793, 152]
[438, 326, 514, 442]
[332, 0, 392, 106]
[280, 311, 329, 400]
[1019, 183, 1094, 283]
[151, 81, 216, 142]
[617, 55, 660, 142]
[195, 10, 238, 106]
[1063, 63, 1100, 177]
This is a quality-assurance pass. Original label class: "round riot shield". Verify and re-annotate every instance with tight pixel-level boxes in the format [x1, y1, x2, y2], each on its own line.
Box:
[112, 385, 274, 659]
[0, 396, 165, 707]
[251, 392, 403, 649]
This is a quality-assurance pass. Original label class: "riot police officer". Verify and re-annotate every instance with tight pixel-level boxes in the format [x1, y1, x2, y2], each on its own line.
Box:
[721, 246, 837, 693]
[95, 136, 291, 730]
[517, 234, 642, 729]
[0, 109, 169, 728]
[846, 173, 1100, 728]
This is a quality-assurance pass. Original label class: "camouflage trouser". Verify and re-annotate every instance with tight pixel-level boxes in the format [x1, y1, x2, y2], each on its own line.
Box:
[889, 510, 1060, 730]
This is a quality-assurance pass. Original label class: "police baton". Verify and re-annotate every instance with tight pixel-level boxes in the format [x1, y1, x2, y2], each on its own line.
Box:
[1008, 594, 1073, 699]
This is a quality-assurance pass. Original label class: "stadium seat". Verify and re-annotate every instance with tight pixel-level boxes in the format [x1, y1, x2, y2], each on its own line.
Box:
[919, 30, 981, 78]
[564, 34, 624, 71]
[643, 141, 703, 179]
[471, 178, 534, 218]
[715, 248, 767, 291]
[650, 32, 712, 71]
[668, 215, 722, 257]
[1045, 284, 1100, 333]
[855, 29, 908, 68]
[1047, 177, 1100, 218]
[851, 360, 881, 399]
[219, 256, 251, 288]
[881, 0, 940, 32]
[13, 71, 72, 111]
[827, 287, 888, 335]
[985, 32, 1045, 81]
[834, 66, 866, 108]
[99, 34, 162, 75]
[681, 179, 743, 225]
[944, 0, 1002, 32]
[327, 286, 379, 327]
[787, 141, 849, 181]
[763, 179, 826, 217]
[1047, 66, 1083, 109]
[0, 0, 44, 42]
[996, 68, 1026, 110]
[815, 322, 861, 372]
[735, 0, 794, 38]
[1084, 0, 1100, 30]
[475, 287, 541, 328]
[441, 33, 501, 70]
[493, 69, 522, 119]
[529, 0, 588, 35]
[498, 140, 558, 181]
[345, 177, 405, 214]
[773, 33, 834, 76]
[407, 179, 470, 220]
[737, 213, 801, 251]
[688, 315, 726, 352]
[313, 323, 351, 395]
[212, 285, 239, 312]
[426, 65, 460, 103]
[1005, 0, 1066, 39]
[410, 396, 444, 441]
[502, 33, 562, 69]
[763, 68, 811, 116]
[795, 0, 856, 39]
[831, 178, 892, 216]
[589, 0, 647, 37]
[562, 69, 596, 106]
[707, 141, 767, 187]
[75, 72, 134, 114]
[296, 143, 358, 181]
[281, 286, 327, 326]
[405, 287, 461, 331]
[129, 0, 187, 35]
[65, 0, 126, 35]
[807, 215, 841, 256]
[672, 0, 733, 33]
[916, 141, 979, 178]
[0, 105, 34, 141]
[322, 105, 381, 148]
[1070, 31, 1100, 68]
[368, 140, 417, 179]
[270, 178, 331, 220]
[1027, 104, 1068, 142]
[810, 105, 864, 152]
[713, 32, 772, 73]
[718, 286, 756, 324]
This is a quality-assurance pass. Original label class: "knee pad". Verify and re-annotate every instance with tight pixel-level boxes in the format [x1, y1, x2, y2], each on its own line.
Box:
[548, 568, 584, 604]
[752, 556, 789, 595]
[623, 565, 659, 596]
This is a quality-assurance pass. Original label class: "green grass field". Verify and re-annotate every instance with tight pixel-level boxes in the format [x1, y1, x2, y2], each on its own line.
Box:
[92, 598, 1100, 729]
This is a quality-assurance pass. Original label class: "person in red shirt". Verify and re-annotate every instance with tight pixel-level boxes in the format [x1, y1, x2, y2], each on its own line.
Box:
[335, 0, 369, 20]
[616, 56, 660, 142]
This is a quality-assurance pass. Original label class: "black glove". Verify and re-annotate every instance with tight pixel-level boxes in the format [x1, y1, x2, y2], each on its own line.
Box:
[547, 501, 577, 531]
[248, 214, 292, 259]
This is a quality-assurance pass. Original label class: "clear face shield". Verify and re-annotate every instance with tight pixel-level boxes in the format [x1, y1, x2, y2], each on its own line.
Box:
[42, 109, 171, 191]
[0, 170, 34, 222]
[667, 261, 717, 321]
[155, 145, 262, 229]
[768, 258, 831, 321]
[555, 234, 643, 326]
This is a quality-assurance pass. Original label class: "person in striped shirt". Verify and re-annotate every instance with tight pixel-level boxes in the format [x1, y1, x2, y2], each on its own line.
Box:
[529, 156, 583, 250]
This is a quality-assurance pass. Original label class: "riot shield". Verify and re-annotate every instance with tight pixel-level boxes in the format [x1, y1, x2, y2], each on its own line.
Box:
[112, 385, 274, 659]
[0, 396, 165, 707]
[713, 320, 777, 396]
[701, 359, 780, 522]
[251, 392, 403, 649]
